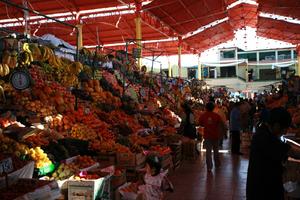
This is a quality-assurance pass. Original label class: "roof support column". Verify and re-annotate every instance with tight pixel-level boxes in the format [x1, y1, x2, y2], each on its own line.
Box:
[245, 60, 249, 82]
[168, 56, 172, 78]
[198, 54, 202, 80]
[135, 1, 142, 69]
[23, 0, 30, 35]
[76, 24, 83, 49]
[178, 36, 182, 78]
[297, 45, 300, 76]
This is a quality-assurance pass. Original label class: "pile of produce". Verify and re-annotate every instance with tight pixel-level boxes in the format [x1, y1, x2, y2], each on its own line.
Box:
[51, 155, 97, 180]
[0, 40, 191, 189]
[0, 134, 52, 169]
[0, 179, 56, 200]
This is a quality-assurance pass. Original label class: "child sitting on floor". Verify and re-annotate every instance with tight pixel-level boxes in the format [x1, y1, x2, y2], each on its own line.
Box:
[138, 154, 174, 200]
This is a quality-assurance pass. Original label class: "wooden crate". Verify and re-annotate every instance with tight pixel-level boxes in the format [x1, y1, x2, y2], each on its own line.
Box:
[116, 153, 146, 168]
[182, 140, 197, 160]
[169, 142, 182, 170]
[111, 170, 127, 189]
[95, 152, 116, 166]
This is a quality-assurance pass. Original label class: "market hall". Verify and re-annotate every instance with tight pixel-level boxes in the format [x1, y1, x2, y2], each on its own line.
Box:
[0, 0, 300, 199]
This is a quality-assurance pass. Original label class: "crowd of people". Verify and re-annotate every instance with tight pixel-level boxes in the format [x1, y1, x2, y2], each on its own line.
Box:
[178, 83, 300, 199]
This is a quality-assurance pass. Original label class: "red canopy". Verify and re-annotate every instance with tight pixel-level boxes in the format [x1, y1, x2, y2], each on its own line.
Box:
[143, 0, 227, 35]
[257, 17, 300, 45]
[228, 3, 258, 29]
[184, 21, 234, 52]
[0, 0, 299, 55]
[258, 0, 300, 20]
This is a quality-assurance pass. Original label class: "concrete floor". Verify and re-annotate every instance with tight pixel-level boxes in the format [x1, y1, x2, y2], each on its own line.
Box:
[165, 139, 249, 200]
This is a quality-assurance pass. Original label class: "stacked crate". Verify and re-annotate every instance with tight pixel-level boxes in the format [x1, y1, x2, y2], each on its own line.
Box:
[169, 141, 182, 170]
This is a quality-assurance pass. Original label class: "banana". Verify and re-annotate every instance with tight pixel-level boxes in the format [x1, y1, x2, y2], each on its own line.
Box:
[22, 43, 31, 53]
[74, 61, 83, 73]
[3, 64, 9, 76]
[55, 56, 62, 68]
[46, 46, 54, 59]
[22, 52, 29, 65]
[39, 46, 49, 62]
[27, 51, 34, 63]
[48, 54, 57, 68]
[9, 55, 17, 68]
[65, 64, 71, 73]
[2, 50, 11, 65]
[0, 64, 3, 77]
[29, 43, 41, 61]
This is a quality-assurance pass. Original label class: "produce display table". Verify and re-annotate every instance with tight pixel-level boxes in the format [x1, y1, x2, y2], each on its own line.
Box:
[0, 161, 34, 189]
[0, 178, 59, 200]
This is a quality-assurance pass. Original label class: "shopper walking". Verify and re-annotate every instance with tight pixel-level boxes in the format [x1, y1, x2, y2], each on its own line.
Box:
[199, 102, 224, 172]
[246, 107, 300, 200]
[181, 102, 197, 139]
[230, 102, 242, 155]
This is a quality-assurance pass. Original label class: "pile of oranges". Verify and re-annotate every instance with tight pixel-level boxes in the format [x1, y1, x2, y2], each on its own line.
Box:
[74, 155, 96, 169]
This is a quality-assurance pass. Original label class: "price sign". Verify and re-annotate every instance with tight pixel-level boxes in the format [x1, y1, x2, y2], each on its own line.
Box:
[0, 157, 13, 174]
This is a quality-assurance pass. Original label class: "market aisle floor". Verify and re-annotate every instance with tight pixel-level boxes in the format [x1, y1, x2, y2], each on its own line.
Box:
[165, 140, 249, 200]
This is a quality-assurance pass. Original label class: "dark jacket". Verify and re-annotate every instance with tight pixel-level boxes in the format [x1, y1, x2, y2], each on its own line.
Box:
[246, 124, 290, 200]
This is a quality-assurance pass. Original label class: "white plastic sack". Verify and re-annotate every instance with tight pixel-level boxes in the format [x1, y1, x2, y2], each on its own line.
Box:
[0, 161, 34, 189]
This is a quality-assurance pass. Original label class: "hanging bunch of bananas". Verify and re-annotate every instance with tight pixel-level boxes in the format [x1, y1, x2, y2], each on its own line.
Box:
[0, 49, 17, 77]
[65, 61, 83, 75]
[28, 43, 42, 61]
[82, 65, 93, 77]
[18, 43, 34, 66]
[0, 63, 10, 77]
[60, 61, 83, 87]
[80, 47, 92, 58]
[2, 50, 18, 69]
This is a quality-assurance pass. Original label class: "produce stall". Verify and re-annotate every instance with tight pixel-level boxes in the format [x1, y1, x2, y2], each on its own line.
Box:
[0, 32, 195, 199]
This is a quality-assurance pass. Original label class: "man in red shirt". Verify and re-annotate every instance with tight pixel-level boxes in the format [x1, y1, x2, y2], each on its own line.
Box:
[199, 102, 224, 172]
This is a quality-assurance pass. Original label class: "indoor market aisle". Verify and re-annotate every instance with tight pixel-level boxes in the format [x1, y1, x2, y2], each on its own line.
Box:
[166, 140, 249, 200]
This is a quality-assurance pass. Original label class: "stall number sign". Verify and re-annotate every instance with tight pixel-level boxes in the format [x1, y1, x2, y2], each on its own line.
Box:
[0, 157, 13, 174]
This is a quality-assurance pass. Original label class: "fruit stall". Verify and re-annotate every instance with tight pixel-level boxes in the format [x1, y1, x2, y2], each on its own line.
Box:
[0, 33, 196, 199]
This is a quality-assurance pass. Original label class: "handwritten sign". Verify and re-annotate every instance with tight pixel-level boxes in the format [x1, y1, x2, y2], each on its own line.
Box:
[0, 157, 13, 174]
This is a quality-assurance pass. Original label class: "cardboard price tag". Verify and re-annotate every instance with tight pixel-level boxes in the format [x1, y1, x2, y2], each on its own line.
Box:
[0, 157, 13, 174]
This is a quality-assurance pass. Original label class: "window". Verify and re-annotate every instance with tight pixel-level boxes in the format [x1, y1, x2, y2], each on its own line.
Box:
[294, 50, 298, 59]
[278, 50, 291, 60]
[188, 68, 196, 79]
[259, 51, 275, 61]
[220, 66, 236, 78]
[221, 50, 235, 59]
[238, 53, 257, 62]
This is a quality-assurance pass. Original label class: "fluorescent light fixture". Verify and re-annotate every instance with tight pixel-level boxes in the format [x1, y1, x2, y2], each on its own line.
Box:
[81, 10, 134, 19]
[183, 17, 229, 39]
[85, 38, 176, 49]
[0, 12, 73, 24]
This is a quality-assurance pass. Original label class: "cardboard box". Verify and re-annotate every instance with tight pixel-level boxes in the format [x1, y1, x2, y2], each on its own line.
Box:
[95, 152, 116, 165]
[115, 183, 144, 200]
[68, 176, 106, 200]
[112, 169, 127, 189]
[64, 155, 100, 172]
[117, 153, 145, 168]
